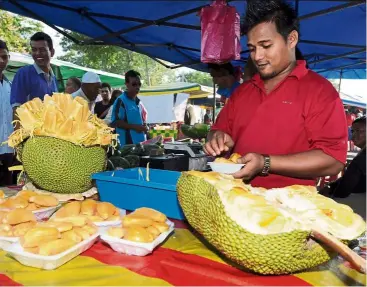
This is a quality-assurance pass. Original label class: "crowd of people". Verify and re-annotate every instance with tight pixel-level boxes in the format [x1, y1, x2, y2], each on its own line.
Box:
[0, 32, 150, 186]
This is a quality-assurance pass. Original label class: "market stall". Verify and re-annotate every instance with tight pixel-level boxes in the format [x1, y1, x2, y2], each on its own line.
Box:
[0, 1, 366, 285]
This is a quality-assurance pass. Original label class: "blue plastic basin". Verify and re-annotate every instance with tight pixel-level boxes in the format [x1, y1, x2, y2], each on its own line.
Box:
[92, 168, 185, 220]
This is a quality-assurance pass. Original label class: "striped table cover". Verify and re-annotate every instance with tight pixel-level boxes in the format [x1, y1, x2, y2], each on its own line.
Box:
[0, 220, 365, 286]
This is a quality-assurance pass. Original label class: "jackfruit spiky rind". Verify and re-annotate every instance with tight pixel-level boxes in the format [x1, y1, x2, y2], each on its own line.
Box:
[22, 136, 106, 194]
[177, 173, 335, 275]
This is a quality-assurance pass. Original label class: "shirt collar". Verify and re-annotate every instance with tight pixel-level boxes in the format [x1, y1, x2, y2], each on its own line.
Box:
[123, 91, 140, 104]
[0, 74, 10, 83]
[251, 60, 308, 85]
[33, 63, 54, 76]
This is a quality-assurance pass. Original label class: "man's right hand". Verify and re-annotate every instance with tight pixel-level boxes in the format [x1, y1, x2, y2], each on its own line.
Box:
[134, 125, 148, 133]
[204, 130, 234, 156]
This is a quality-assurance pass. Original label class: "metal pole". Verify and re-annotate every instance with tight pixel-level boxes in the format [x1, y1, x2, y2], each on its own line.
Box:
[212, 80, 216, 123]
[338, 69, 343, 93]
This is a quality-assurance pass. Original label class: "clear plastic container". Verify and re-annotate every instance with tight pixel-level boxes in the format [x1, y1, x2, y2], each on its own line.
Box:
[3, 233, 99, 270]
[100, 220, 174, 256]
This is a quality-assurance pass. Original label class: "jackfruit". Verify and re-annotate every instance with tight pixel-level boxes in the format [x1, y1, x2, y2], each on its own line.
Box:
[20, 136, 107, 194]
[7, 95, 117, 194]
[177, 171, 366, 275]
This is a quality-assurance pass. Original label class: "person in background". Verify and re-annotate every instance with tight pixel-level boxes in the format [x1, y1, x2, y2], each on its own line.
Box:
[65, 77, 81, 94]
[209, 62, 241, 105]
[321, 116, 366, 217]
[184, 100, 197, 125]
[72, 71, 101, 111]
[103, 89, 123, 125]
[0, 40, 14, 186]
[94, 82, 112, 119]
[204, 109, 212, 125]
[204, 0, 347, 189]
[111, 70, 147, 145]
[11, 32, 57, 125]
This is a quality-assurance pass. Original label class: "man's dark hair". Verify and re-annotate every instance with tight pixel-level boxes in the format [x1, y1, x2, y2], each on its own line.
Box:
[0, 40, 9, 52]
[30, 32, 54, 50]
[101, 82, 112, 92]
[208, 62, 235, 76]
[125, 70, 141, 83]
[353, 116, 366, 125]
[244, 0, 299, 40]
[68, 77, 81, 89]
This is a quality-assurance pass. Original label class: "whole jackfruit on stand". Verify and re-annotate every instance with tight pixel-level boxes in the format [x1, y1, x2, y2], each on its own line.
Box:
[7, 93, 117, 194]
[177, 171, 366, 275]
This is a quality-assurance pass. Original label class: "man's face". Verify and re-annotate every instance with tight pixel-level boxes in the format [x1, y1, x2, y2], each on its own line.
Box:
[84, 82, 102, 101]
[0, 48, 9, 74]
[100, 87, 111, 101]
[247, 22, 297, 80]
[126, 77, 141, 95]
[210, 69, 231, 89]
[351, 122, 366, 148]
[31, 40, 54, 69]
[65, 79, 78, 94]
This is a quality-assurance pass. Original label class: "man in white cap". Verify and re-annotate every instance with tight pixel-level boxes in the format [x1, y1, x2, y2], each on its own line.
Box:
[72, 71, 102, 111]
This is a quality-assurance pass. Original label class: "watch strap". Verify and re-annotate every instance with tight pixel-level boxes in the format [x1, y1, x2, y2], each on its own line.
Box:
[261, 154, 271, 176]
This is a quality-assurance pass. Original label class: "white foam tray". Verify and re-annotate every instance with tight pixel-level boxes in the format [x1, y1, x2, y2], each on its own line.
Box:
[99, 220, 174, 256]
[3, 233, 99, 270]
[50, 208, 126, 227]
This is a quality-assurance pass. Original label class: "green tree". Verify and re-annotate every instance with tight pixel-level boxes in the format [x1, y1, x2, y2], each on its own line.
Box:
[0, 11, 43, 53]
[180, 71, 212, 86]
[58, 31, 175, 86]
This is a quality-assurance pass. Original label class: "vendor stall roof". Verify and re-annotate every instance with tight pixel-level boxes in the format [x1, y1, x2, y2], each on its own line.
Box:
[1, 1, 365, 79]
[5, 52, 126, 91]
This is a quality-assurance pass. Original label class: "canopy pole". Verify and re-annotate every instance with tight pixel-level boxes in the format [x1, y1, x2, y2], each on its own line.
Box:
[338, 69, 343, 93]
[212, 80, 216, 123]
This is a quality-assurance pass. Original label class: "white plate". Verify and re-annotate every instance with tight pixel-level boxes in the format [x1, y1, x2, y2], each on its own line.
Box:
[3, 233, 99, 270]
[208, 162, 244, 174]
[99, 220, 174, 256]
[50, 208, 126, 227]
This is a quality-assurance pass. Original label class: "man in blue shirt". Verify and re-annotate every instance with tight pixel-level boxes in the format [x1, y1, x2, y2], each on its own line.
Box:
[208, 62, 241, 105]
[11, 32, 58, 125]
[111, 70, 147, 146]
[0, 40, 14, 186]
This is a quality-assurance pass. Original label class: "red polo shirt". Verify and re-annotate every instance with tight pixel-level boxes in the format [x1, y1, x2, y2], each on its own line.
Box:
[212, 60, 348, 189]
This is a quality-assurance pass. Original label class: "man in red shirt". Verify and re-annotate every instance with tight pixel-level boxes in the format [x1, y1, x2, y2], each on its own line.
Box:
[204, 0, 347, 189]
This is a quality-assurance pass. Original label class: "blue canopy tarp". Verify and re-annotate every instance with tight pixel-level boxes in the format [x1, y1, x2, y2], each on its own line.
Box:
[340, 92, 366, 109]
[1, 0, 365, 79]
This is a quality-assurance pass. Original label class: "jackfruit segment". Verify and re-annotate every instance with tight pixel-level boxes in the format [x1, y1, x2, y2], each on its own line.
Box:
[107, 207, 170, 243]
[7, 94, 117, 148]
[0, 192, 59, 211]
[177, 172, 366, 275]
[54, 200, 121, 222]
[18, 217, 97, 255]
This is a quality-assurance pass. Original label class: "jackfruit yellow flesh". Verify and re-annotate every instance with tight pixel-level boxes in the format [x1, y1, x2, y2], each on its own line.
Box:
[7, 94, 117, 148]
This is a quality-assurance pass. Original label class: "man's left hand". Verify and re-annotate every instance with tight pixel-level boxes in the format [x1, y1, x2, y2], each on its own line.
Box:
[232, 153, 265, 180]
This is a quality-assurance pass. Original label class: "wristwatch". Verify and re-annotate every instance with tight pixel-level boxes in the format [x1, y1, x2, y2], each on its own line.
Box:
[261, 154, 271, 176]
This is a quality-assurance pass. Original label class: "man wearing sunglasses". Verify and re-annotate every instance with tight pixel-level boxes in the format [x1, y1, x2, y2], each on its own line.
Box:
[11, 32, 58, 127]
[111, 70, 147, 145]
[0, 40, 14, 186]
